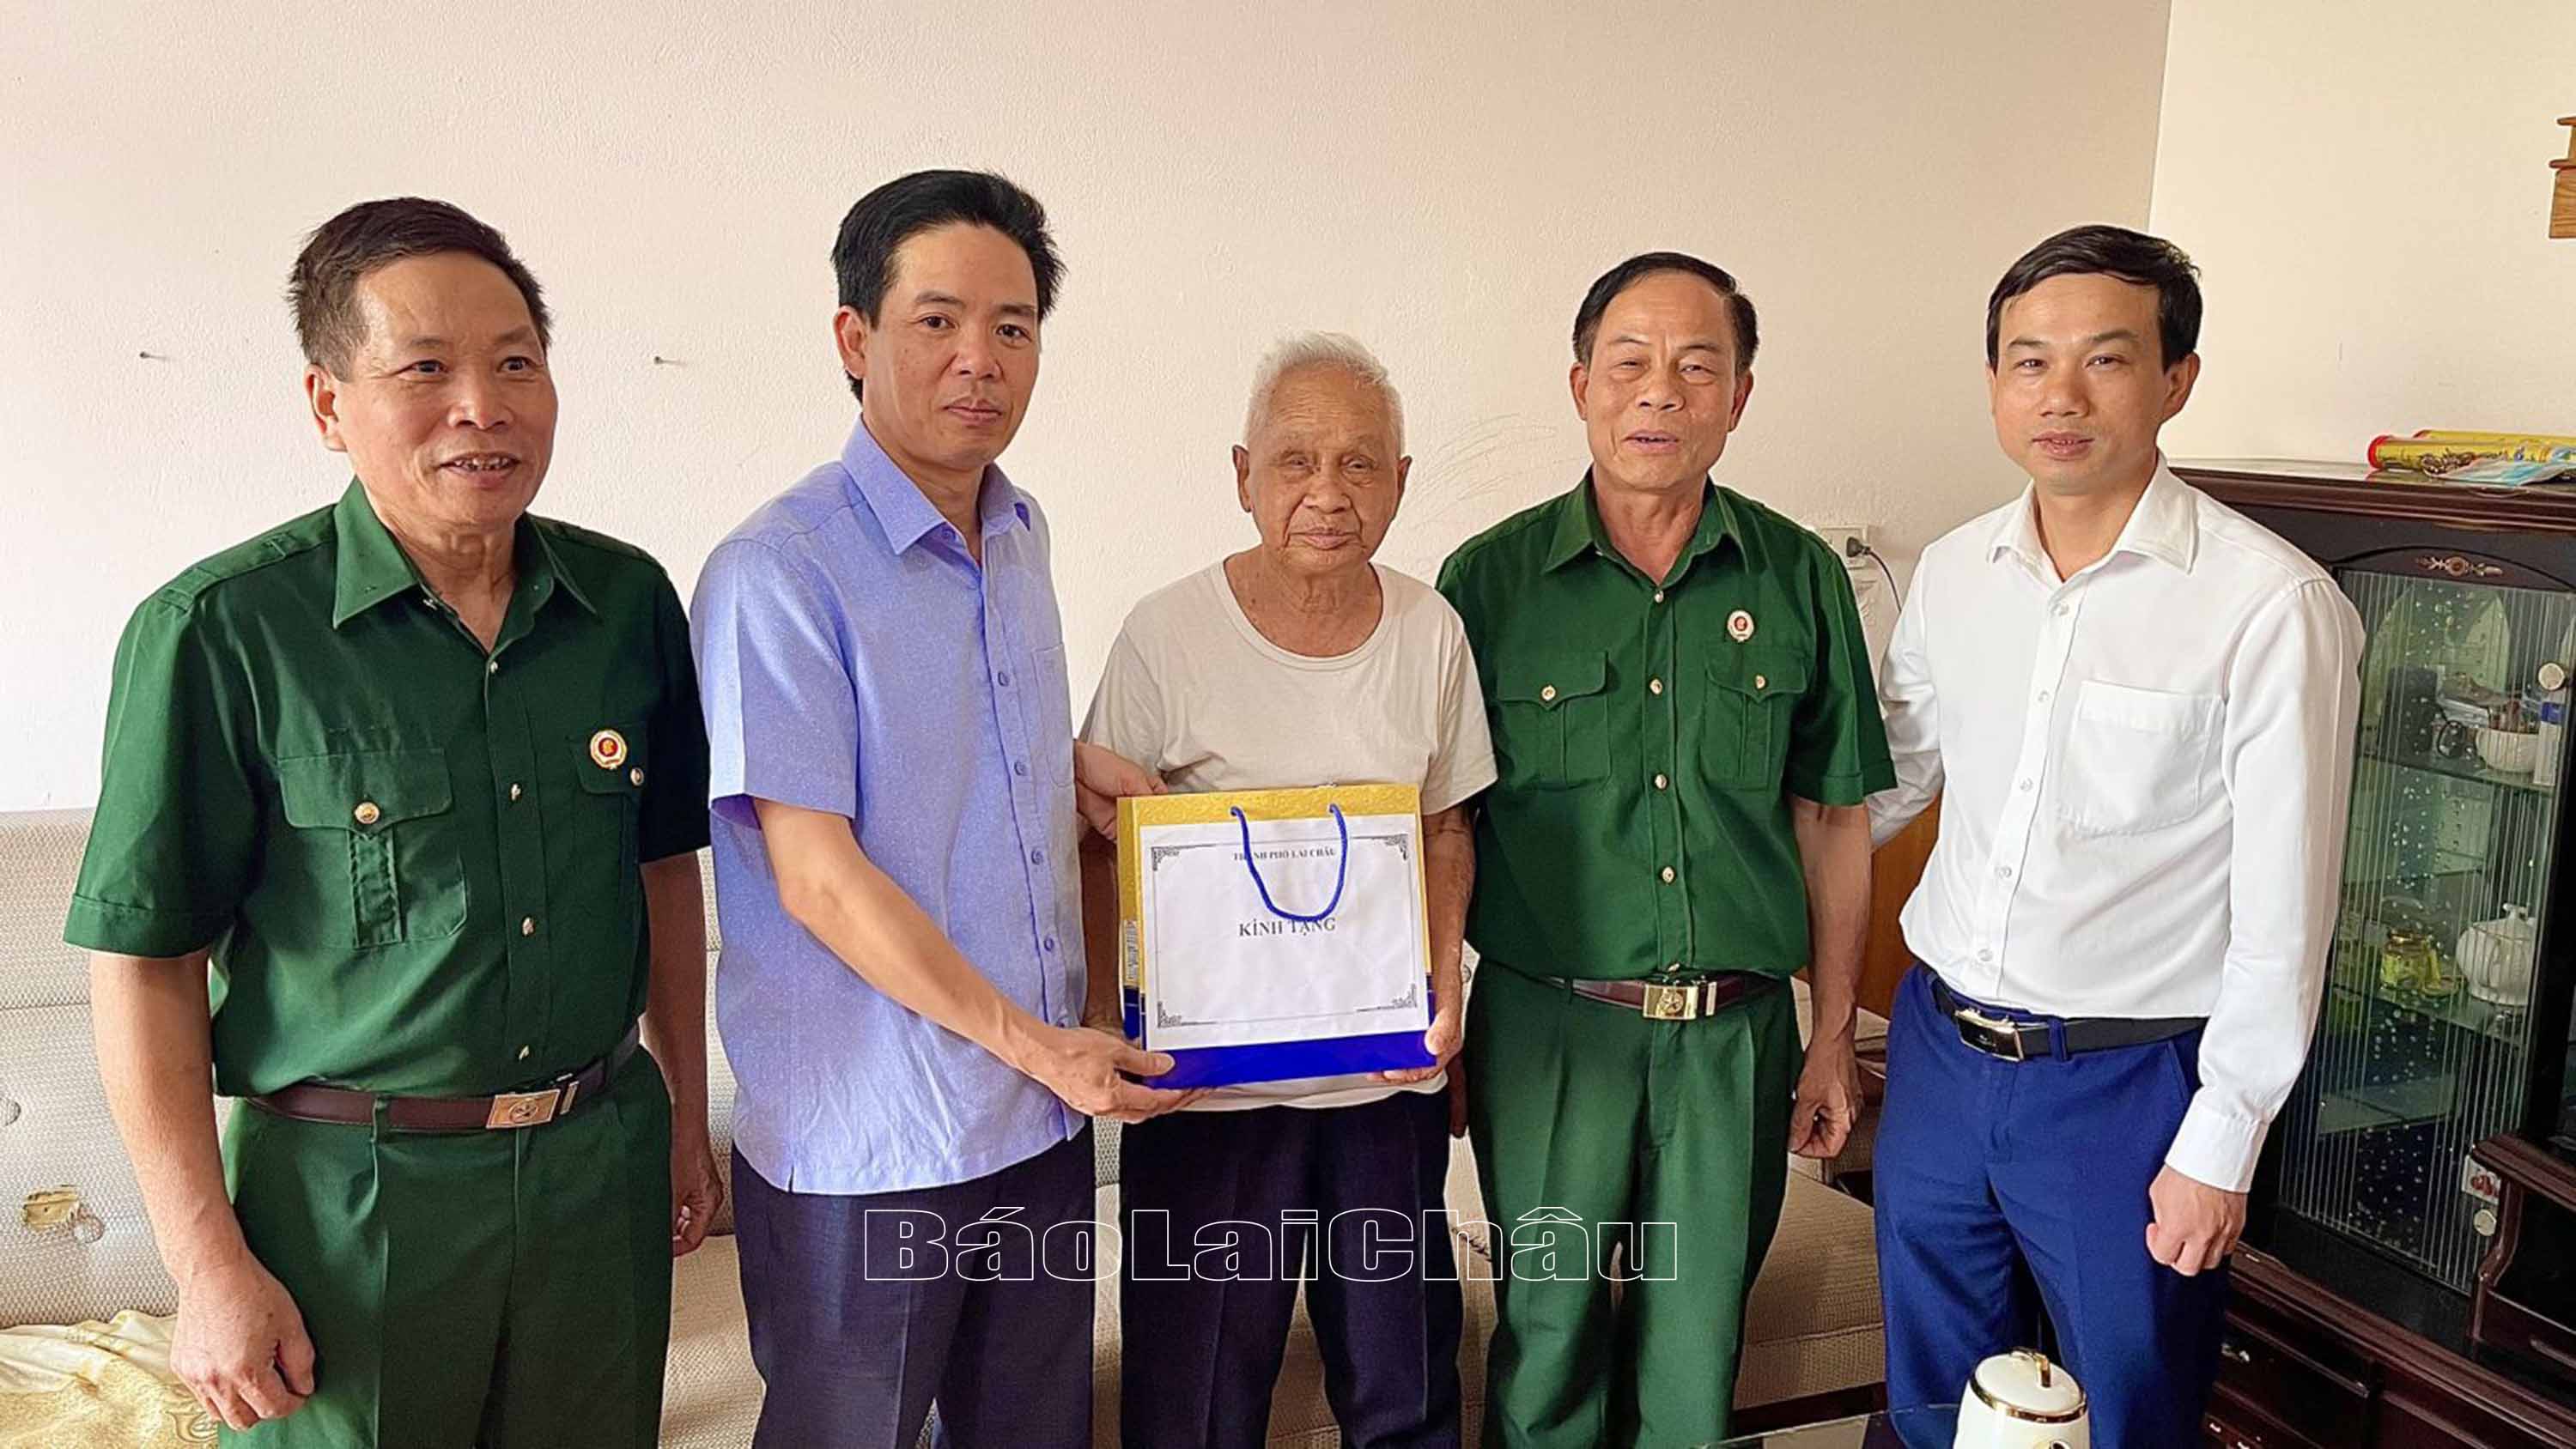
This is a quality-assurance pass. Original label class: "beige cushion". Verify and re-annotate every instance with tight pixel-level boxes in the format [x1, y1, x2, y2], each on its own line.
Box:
[661, 1236, 762, 1449]
[0, 811, 189, 1330]
[0, 1002, 179, 1328]
[0, 810, 94, 1016]
[1736, 1173, 1886, 1406]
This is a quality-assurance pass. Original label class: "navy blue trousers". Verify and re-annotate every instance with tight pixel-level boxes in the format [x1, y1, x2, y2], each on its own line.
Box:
[1875, 967, 2229, 1448]
[732, 1128, 1095, 1449]
[1121, 1089, 1462, 1449]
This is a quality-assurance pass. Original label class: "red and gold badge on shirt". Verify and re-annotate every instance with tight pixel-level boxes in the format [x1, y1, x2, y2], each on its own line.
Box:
[589, 728, 629, 771]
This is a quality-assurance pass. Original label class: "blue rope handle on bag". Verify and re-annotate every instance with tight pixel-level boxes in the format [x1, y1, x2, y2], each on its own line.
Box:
[1230, 803, 1349, 923]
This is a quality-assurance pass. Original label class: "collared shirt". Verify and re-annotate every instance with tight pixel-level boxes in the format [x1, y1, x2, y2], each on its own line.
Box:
[64, 480, 711, 1098]
[1437, 476, 1893, 982]
[692, 418, 1082, 1196]
[1868, 462, 2365, 1191]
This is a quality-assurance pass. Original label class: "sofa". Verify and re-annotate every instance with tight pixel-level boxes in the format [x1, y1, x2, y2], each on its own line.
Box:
[0, 808, 1886, 1446]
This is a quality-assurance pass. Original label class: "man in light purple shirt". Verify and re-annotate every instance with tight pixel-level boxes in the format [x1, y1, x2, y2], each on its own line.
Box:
[690, 170, 1188, 1449]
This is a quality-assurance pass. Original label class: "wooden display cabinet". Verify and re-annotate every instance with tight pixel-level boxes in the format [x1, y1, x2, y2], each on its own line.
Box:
[2175, 461, 2576, 1446]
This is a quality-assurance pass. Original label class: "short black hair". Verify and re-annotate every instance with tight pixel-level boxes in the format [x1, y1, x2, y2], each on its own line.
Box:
[832, 169, 1064, 401]
[1986, 225, 2201, 369]
[1571, 252, 1759, 370]
[289, 197, 550, 374]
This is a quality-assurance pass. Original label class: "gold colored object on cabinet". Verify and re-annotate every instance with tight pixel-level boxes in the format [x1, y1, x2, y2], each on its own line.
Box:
[2379, 928, 2436, 995]
[2379, 927, 2462, 1000]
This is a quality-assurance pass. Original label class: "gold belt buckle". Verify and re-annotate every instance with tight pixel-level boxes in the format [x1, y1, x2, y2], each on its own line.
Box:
[1640, 983, 1701, 1022]
[485, 1088, 562, 1130]
[1953, 1007, 2029, 1062]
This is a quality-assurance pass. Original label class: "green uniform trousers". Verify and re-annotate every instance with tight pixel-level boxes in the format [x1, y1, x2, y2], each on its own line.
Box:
[1465, 962, 1800, 1449]
[218, 1053, 672, 1449]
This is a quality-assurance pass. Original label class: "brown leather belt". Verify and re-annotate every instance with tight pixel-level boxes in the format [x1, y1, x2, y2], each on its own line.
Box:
[1557, 973, 1775, 1022]
[247, 1024, 642, 1132]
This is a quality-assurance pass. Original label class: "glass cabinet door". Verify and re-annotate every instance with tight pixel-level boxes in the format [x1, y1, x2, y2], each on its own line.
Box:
[2275, 567, 2574, 1294]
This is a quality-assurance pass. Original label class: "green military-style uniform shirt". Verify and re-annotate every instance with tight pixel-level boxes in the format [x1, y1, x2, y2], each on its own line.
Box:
[65, 480, 710, 1449]
[66, 478, 711, 1093]
[1437, 475, 1894, 982]
[1441, 473, 1896, 1447]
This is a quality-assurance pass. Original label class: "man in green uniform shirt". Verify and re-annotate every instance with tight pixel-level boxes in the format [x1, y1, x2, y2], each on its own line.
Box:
[1437, 252, 1893, 1447]
[64, 197, 718, 1448]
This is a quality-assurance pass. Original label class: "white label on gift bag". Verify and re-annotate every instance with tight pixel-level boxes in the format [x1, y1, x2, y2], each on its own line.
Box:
[1139, 809, 1429, 1052]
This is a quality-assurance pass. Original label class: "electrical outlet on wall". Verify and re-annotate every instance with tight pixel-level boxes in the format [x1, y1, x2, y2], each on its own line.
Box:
[1811, 523, 1874, 567]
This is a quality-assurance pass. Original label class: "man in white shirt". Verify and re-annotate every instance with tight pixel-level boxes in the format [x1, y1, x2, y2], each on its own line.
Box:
[1080, 332, 1496, 1448]
[1867, 225, 2363, 1446]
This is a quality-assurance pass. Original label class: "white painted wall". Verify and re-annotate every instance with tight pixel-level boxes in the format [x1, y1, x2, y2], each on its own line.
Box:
[3, 2, 2172, 810]
[2152, 0, 2576, 460]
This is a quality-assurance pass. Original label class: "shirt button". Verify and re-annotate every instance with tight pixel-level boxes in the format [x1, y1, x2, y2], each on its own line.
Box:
[1662, 962, 1682, 975]
[1029, 849, 1045, 865]
[1649, 677, 1665, 696]
[630, 767, 646, 787]
[1978, 949, 1994, 963]
[1653, 590, 1667, 604]
[2038, 689, 2051, 703]
[1660, 866, 1676, 883]
[518, 1046, 532, 1061]
[508, 783, 523, 802]
[1043, 936, 1059, 953]
[1540, 685, 1558, 702]
[1654, 773, 1669, 791]
[1997, 865, 2014, 879]
[1014, 761, 1030, 778]
[1753, 675, 1767, 690]
[996, 671, 1012, 687]
[2057, 605, 2071, 618]
[2017, 779, 2033, 792]
[520, 917, 537, 937]
[486, 658, 499, 676]
[352, 800, 380, 827]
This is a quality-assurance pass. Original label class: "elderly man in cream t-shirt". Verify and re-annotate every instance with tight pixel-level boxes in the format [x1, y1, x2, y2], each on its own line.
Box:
[1078, 332, 1495, 1449]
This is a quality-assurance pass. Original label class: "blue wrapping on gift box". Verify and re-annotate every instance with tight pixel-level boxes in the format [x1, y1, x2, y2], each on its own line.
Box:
[1123, 988, 1438, 1089]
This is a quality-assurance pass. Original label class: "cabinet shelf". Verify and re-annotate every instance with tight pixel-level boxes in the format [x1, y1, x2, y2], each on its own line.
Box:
[2316, 1072, 2459, 1133]
[2361, 742, 2560, 797]
[2325, 972, 2536, 1046]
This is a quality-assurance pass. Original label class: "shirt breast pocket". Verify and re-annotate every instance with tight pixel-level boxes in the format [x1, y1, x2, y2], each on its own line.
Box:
[274, 748, 465, 949]
[1030, 643, 1074, 725]
[1492, 652, 1611, 789]
[568, 723, 648, 926]
[2055, 682, 2222, 837]
[1700, 649, 1807, 791]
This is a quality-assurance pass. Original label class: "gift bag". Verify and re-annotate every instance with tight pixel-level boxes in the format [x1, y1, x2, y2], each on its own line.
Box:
[1116, 784, 1435, 1088]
